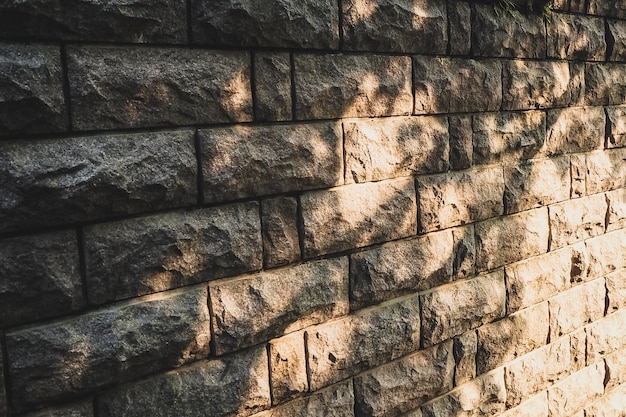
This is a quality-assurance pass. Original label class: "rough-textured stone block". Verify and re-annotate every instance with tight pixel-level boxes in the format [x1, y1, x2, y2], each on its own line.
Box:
[68, 46, 252, 130]
[453, 330, 477, 386]
[301, 178, 416, 257]
[452, 225, 476, 279]
[607, 106, 626, 148]
[98, 346, 270, 417]
[254, 53, 292, 122]
[262, 197, 300, 268]
[569, 0, 586, 12]
[571, 154, 587, 198]
[0, 345, 5, 417]
[586, 309, 626, 363]
[295, 54, 412, 119]
[587, 148, 626, 194]
[588, 0, 626, 18]
[549, 278, 605, 340]
[413, 57, 501, 114]
[200, 122, 342, 203]
[497, 392, 548, 417]
[0, 44, 66, 136]
[85, 203, 262, 304]
[353, 341, 454, 417]
[545, 107, 605, 155]
[584, 383, 626, 417]
[191, 0, 338, 48]
[476, 302, 548, 374]
[0, 231, 83, 327]
[548, 363, 605, 417]
[475, 208, 549, 271]
[606, 269, 626, 313]
[547, 14, 606, 60]
[349, 230, 453, 310]
[585, 63, 626, 106]
[0, 0, 186, 43]
[609, 20, 626, 62]
[344, 116, 449, 183]
[209, 258, 348, 355]
[605, 346, 626, 390]
[7, 285, 211, 410]
[586, 229, 626, 279]
[22, 399, 94, 417]
[308, 294, 420, 390]
[448, 1, 471, 56]
[548, 193, 607, 249]
[504, 156, 570, 214]
[417, 166, 504, 233]
[570, 328, 587, 371]
[342, 0, 446, 53]
[608, 188, 626, 232]
[421, 271, 506, 347]
[449, 116, 472, 170]
[269, 332, 307, 404]
[472, 2, 546, 58]
[0, 130, 196, 233]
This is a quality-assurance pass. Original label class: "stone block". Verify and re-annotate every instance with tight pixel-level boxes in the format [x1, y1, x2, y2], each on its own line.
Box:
[421, 271, 506, 347]
[607, 106, 626, 148]
[413, 57, 501, 114]
[586, 309, 626, 363]
[606, 269, 626, 313]
[200, 122, 342, 203]
[0, 0, 186, 43]
[549, 278, 606, 340]
[547, 13, 606, 61]
[448, 1, 471, 56]
[475, 208, 549, 272]
[344, 115, 449, 183]
[0, 231, 83, 327]
[85, 203, 262, 305]
[609, 20, 626, 62]
[268, 332, 307, 404]
[0, 44, 66, 136]
[453, 330, 477, 386]
[471, 3, 546, 58]
[349, 230, 453, 310]
[294, 54, 412, 119]
[342, 0, 447, 54]
[548, 193, 607, 249]
[191, 0, 338, 48]
[68, 46, 252, 130]
[301, 178, 417, 258]
[0, 130, 196, 233]
[588, 0, 626, 18]
[571, 153, 587, 198]
[262, 197, 300, 268]
[452, 224, 476, 279]
[7, 285, 211, 410]
[545, 107, 605, 155]
[449, 115, 472, 170]
[547, 363, 605, 417]
[307, 294, 421, 390]
[608, 188, 626, 232]
[22, 399, 94, 417]
[417, 166, 504, 233]
[497, 392, 548, 417]
[98, 346, 270, 417]
[587, 148, 626, 194]
[209, 258, 348, 355]
[585, 63, 626, 106]
[0, 344, 5, 417]
[584, 383, 626, 417]
[254, 53, 292, 122]
[504, 156, 570, 214]
[353, 341, 454, 417]
[586, 229, 626, 279]
[568, 0, 586, 12]
[605, 346, 626, 390]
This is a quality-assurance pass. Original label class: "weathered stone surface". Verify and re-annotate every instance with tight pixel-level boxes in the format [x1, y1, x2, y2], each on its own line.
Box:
[475, 208, 549, 272]
[609, 20, 626, 62]
[568, 0, 586, 12]
[504, 156, 570, 214]
[0, 130, 196, 233]
[85, 203, 262, 304]
[607, 106, 626, 148]
[7, 285, 211, 410]
[191, 0, 338, 48]
[449, 116, 472, 170]
[586, 229, 626, 279]
[548, 193, 607, 249]
[254, 53, 292, 122]
[301, 178, 417, 258]
[586, 309, 626, 363]
[0, 344, 5, 417]
[608, 189, 626, 232]
[0, 0, 186, 43]
[353, 341, 455, 417]
[498, 392, 548, 417]
[200, 122, 342, 203]
[606, 269, 626, 313]
[453, 330, 477, 386]
[294, 54, 412, 119]
[22, 399, 94, 417]
[585, 63, 626, 106]
[262, 197, 300, 268]
[476, 302, 548, 374]
[421, 271, 506, 347]
[342, 0, 447, 54]
[549, 278, 605, 340]
[417, 166, 504, 233]
[586, 148, 626, 194]
[472, 111, 546, 165]
[0, 44, 66, 136]
[547, 13, 606, 60]
[588, 0, 626, 18]
[269, 332, 307, 404]
[448, 0, 471, 55]
[604, 346, 626, 390]
[209, 258, 348, 355]
[413, 57, 501, 114]
[98, 346, 270, 417]
[571, 153, 587, 198]
[0, 231, 83, 327]
[570, 328, 587, 371]
[548, 363, 605, 417]
[472, 2, 546, 58]
[68, 46, 252, 130]
[545, 107, 606, 155]
[452, 225, 476, 279]
[585, 383, 626, 417]
[307, 294, 420, 390]
[349, 230, 453, 310]
[344, 116, 449, 183]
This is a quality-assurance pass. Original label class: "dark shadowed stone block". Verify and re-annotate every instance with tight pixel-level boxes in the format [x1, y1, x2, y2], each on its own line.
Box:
[85, 203, 262, 304]
[0, 0, 186, 43]
[294, 54, 413, 119]
[449, 116, 472, 170]
[342, 0, 447, 54]
[448, 0, 471, 55]
[6, 285, 211, 411]
[254, 53, 292, 121]
[547, 13, 605, 61]
[98, 346, 270, 417]
[68, 46, 252, 130]
[607, 106, 626, 147]
[191, 0, 338, 48]
[609, 20, 626, 62]
[588, 0, 626, 18]
[261, 197, 300, 268]
[452, 224, 475, 279]
[199, 122, 342, 203]
[585, 63, 626, 106]
[0, 231, 83, 327]
[453, 330, 477, 385]
[22, 399, 94, 417]
[0, 345, 5, 417]
[0, 130, 196, 233]
[0, 44, 66, 136]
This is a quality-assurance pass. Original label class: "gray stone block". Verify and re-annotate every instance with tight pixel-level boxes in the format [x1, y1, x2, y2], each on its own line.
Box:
[609, 20, 626, 62]
[261, 197, 300, 268]
[21, 399, 94, 417]
[547, 13, 606, 61]
[254, 53, 292, 122]
[585, 63, 626, 106]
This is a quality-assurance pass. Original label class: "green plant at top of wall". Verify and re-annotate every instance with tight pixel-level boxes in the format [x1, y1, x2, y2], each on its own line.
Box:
[495, 0, 554, 20]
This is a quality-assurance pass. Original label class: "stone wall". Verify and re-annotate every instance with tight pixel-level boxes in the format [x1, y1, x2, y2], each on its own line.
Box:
[1, 0, 626, 416]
